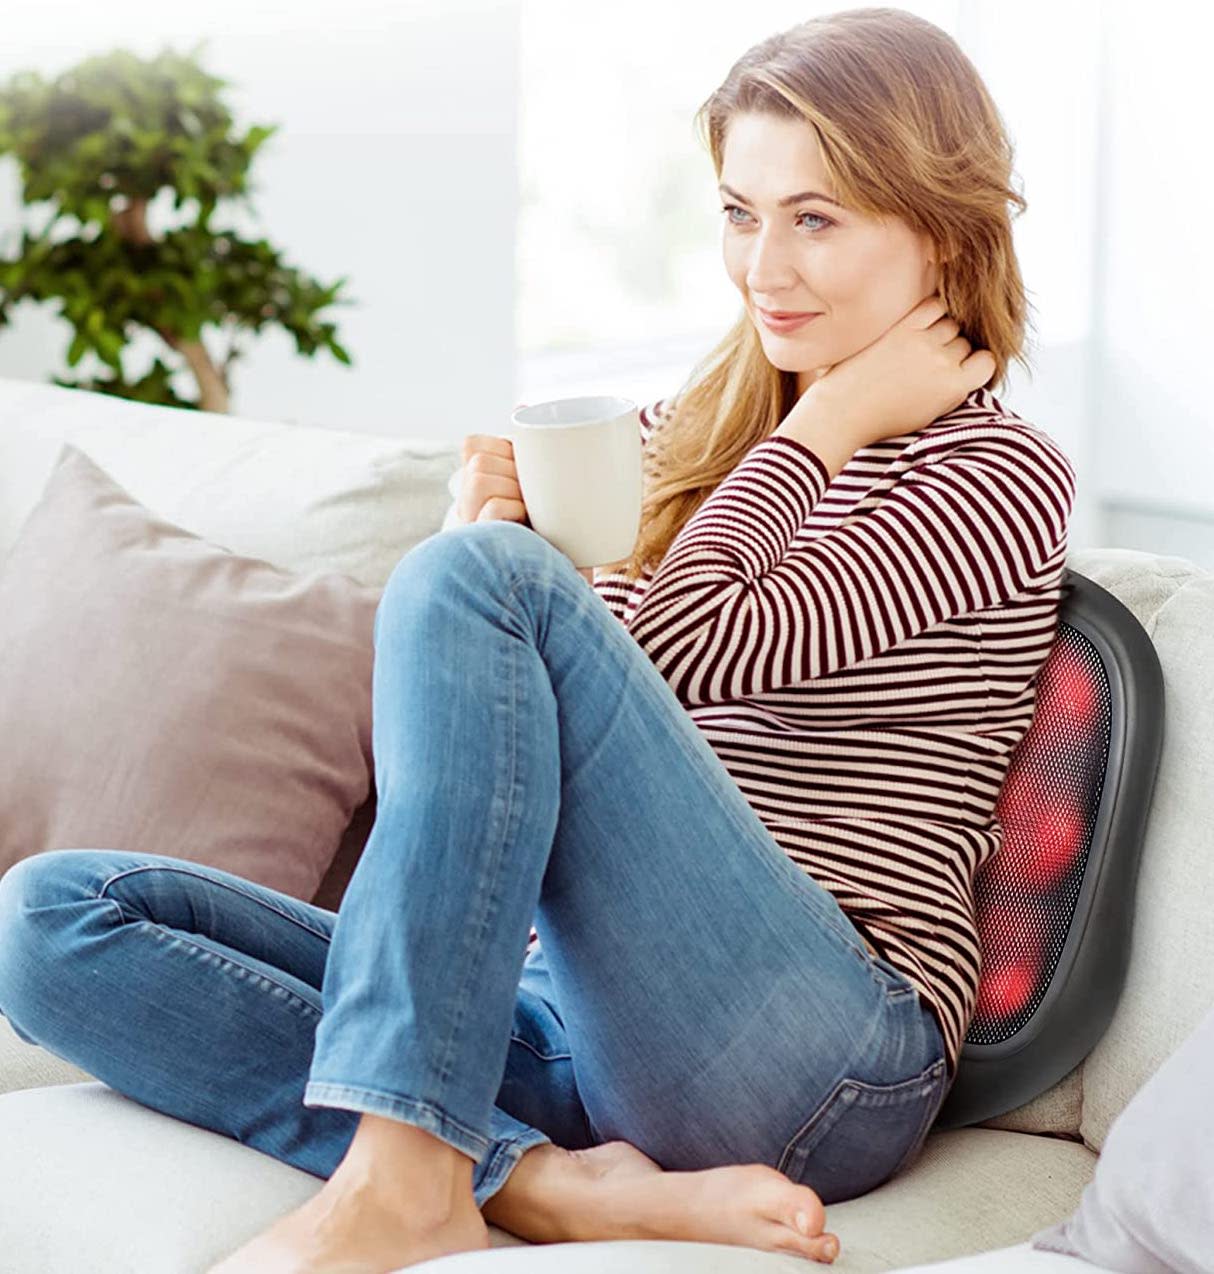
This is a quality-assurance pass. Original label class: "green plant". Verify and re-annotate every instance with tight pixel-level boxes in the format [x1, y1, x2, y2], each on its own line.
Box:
[0, 41, 353, 412]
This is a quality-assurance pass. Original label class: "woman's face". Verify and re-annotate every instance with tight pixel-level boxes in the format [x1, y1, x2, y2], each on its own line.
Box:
[719, 111, 943, 400]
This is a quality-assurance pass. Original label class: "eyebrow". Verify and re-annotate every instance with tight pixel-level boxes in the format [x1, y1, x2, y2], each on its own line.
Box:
[718, 182, 843, 208]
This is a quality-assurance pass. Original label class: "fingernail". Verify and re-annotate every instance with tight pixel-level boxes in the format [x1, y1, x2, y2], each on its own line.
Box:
[795, 1210, 809, 1235]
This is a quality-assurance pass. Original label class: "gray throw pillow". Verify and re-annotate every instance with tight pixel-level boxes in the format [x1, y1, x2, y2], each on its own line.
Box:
[0, 443, 381, 904]
[1031, 997, 1214, 1273]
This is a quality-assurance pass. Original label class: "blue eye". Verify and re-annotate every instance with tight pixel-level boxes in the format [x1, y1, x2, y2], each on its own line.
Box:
[720, 203, 832, 232]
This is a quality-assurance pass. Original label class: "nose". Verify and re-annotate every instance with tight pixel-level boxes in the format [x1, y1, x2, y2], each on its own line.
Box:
[742, 233, 803, 298]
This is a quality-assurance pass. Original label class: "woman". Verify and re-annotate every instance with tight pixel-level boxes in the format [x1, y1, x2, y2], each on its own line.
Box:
[0, 7, 1075, 1272]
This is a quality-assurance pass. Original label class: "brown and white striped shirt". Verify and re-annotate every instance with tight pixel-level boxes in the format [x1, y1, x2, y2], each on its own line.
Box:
[530, 386, 1076, 1080]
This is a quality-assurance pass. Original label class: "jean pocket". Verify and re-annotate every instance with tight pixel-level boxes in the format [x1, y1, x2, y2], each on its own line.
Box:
[776, 1055, 949, 1205]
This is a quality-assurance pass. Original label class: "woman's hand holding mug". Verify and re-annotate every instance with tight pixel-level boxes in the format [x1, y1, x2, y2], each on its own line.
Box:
[457, 433, 528, 527]
[456, 428, 595, 583]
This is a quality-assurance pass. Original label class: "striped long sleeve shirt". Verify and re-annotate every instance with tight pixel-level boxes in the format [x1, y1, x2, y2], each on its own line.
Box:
[532, 386, 1077, 1081]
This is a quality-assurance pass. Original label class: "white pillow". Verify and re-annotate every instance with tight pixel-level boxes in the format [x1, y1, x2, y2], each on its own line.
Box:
[1031, 997, 1214, 1272]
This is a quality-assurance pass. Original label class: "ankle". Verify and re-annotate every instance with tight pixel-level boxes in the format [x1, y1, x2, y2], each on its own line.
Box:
[331, 1122, 475, 1216]
[482, 1143, 600, 1243]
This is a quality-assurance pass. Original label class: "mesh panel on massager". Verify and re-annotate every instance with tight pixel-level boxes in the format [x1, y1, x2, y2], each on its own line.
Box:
[934, 567, 1166, 1131]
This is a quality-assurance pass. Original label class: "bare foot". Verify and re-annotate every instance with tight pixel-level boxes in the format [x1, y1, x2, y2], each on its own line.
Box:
[205, 1172, 490, 1273]
[488, 1139, 840, 1264]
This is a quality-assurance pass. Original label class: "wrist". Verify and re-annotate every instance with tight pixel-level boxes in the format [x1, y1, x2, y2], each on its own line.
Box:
[773, 387, 867, 480]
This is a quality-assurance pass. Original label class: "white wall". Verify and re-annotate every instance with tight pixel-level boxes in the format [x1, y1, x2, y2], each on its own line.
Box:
[951, 0, 1103, 552]
[959, 0, 1213, 563]
[0, 0, 520, 442]
[1092, 2, 1214, 562]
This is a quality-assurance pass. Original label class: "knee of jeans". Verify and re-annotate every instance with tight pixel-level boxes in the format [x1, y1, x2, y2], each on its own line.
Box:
[0, 850, 103, 927]
[0, 853, 49, 924]
[435, 519, 551, 574]
[378, 521, 556, 628]
[0, 854, 66, 1011]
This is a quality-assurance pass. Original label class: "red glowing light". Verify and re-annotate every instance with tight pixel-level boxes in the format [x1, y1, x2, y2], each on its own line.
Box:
[1020, 801, 1087, 890]
[1039, 646, 1098, 727]
[976, 953, 1042, 1018]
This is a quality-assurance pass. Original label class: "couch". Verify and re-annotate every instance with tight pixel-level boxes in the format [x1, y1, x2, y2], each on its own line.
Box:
[0, 375, 1209, 1273]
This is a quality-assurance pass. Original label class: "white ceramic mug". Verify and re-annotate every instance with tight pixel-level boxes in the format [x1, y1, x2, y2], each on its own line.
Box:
[507, 395, 643, 570]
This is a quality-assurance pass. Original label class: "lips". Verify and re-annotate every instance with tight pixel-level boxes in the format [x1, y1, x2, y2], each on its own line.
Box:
[757, 308, 823, 335]
[758, 307, 821, 319]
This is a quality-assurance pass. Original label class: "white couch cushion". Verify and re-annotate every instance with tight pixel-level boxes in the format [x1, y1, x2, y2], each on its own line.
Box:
[0, 1018, 96, 1097]
[893, 1243, 1115, 1273]
[0, 377, 460, 588]
[0, 1082, 1098, 1273]
[432, 1243, 1109, 1273]
[972, 1063, 1083, 1141]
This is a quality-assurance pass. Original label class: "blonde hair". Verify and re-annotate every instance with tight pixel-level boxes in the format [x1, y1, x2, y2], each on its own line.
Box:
[604, 6, 1031, 583]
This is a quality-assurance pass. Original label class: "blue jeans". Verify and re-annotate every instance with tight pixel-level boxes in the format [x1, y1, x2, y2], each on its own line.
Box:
[0, 520, 949, 1210]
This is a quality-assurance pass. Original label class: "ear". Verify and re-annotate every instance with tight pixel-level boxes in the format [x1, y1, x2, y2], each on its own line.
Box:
[921, 227, 950, 268]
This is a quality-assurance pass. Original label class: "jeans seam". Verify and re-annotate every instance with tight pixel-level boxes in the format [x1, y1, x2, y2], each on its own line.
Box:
[96, 864, 333, 944]
[508, 1034, 573, 1062]
[140, 920, 323, 1018]
[92, 866, 324, 1017]
[429, 571, 532, 1089]
[886, 1058, 949, 1179]
[776, 1073, 846, 1174]
[776, 1053, 946, 1176]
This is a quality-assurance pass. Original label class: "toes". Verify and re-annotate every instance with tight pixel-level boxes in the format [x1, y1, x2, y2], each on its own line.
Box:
[781, 1185, 834, 1262]
[784, 1186, 826, 1236]
[812, 1231, 840, 1263]
[788, 1214, 839, 1264]
[767, 1221, 840, 1264]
